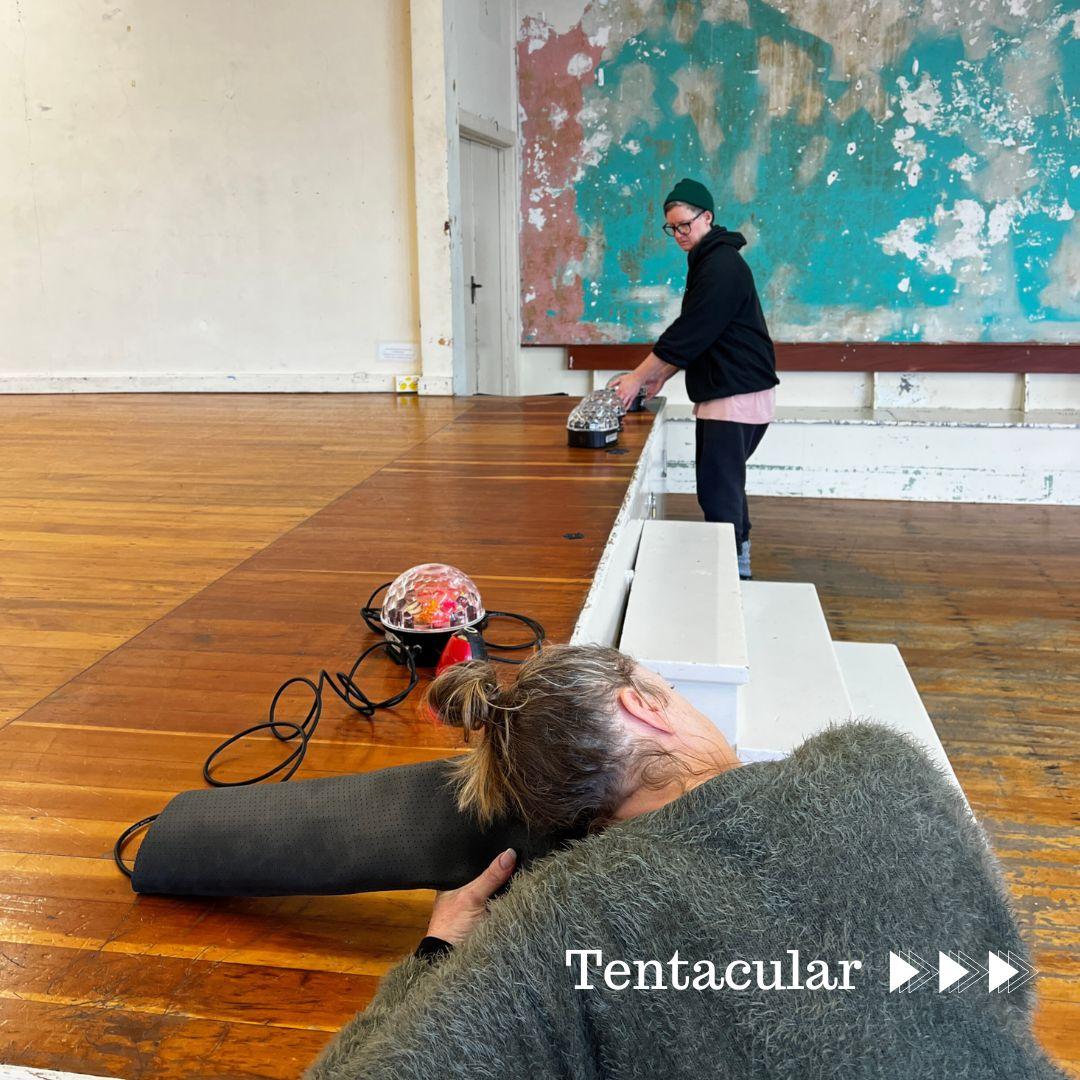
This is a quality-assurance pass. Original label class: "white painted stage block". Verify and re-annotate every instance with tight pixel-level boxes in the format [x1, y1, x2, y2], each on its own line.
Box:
[834, 641, 961, 791]
[572, 405, 666, 648]
[736, 581, 853, 762]
[619, 520, 749, 742]
[663, 405, 1080, 505]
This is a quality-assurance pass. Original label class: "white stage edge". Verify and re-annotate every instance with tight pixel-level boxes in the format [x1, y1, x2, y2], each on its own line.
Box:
[572, 401, 963, 790]
[664, 404, 1079, 506]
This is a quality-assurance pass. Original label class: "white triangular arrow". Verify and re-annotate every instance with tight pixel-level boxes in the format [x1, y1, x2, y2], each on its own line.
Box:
[1004, 951, 1035, 993]
[907, 949, 936, 991]
[938, 951, 968, 992]
[955, 949, 986, 993]
[988, 951, 1020, 992]
[890, 951, 920, 992]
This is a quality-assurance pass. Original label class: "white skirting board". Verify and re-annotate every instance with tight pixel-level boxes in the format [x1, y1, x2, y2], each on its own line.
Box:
[0, 372, 452, 394]
[665, 407, 1080, 505]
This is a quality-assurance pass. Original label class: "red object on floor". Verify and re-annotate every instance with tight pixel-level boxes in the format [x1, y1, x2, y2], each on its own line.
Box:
[435, 628, 487, 677]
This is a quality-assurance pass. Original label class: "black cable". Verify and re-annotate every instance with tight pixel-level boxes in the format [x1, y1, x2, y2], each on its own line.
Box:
[481, 610, 547, 662]
[114, 815, 158, 878]
[112, 581, 544, 878]
[112, 639, 419, 878]
[202, 639, 419, 788]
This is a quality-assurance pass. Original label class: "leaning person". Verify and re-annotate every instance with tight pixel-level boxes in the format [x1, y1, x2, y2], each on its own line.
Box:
[306, 644, 1064, 1080]
[611, 178, 778, 580]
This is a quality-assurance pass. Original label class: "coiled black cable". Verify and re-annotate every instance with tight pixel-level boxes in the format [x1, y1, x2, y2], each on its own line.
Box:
[113, 582, 544, 877]
[468, 610, 546, 662]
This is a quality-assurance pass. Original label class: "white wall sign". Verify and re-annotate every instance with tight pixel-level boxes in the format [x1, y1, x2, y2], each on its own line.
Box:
[377, 342, 419, 367]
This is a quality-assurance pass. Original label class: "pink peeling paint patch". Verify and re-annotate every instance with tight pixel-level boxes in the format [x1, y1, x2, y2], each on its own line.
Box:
[518, 18, 605, 344]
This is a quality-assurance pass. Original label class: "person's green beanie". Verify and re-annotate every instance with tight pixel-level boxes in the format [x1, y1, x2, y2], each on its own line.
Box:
[663, 177, 714, 215]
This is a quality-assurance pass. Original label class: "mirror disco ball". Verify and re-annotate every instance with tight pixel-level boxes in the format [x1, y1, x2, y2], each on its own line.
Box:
[380, 563, 486, 666]
[382, 563, 484, 633]
[567, 393, 621, 449]
[592, 386, 627, 417]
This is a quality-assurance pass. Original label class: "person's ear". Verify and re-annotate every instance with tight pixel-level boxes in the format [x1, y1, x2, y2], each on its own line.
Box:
[617, 685, 675, 735]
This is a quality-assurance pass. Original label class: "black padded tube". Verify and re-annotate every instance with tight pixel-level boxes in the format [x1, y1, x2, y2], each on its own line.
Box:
[130, 759, 578, 897]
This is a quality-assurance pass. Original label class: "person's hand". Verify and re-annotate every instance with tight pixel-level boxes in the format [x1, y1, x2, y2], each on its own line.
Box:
[610, 371, 646, 409]
[640, 375, 665, 402]
[426, 848, 517, 947]
[611, 355, 676, 406]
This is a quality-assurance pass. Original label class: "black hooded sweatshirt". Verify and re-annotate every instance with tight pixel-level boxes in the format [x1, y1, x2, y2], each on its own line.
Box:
[653, 226, 779, 404]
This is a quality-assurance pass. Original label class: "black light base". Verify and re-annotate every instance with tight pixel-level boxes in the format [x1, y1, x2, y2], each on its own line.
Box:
[384, 621, 486, 667]
[568, 427, 619, 449]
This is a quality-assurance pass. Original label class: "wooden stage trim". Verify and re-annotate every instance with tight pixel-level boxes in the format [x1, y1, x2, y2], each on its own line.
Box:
[1, 396, 657, 1078]
[560, 341, 1080, 373]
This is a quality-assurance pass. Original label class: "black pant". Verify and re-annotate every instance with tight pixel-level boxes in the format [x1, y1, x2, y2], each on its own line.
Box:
[695, 419, 769, 549]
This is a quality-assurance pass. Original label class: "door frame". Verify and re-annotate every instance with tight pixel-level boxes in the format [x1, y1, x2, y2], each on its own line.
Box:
[454, 110, 521, 396]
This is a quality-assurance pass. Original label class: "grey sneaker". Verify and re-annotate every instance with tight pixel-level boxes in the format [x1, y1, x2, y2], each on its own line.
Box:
[738, 539, 752, 580]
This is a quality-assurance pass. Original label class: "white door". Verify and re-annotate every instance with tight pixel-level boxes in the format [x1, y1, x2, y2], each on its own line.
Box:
[459, 138, 504, 395]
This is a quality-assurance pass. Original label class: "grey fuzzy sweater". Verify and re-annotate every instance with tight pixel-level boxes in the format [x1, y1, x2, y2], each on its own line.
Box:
[307, 724, 1065, 1080]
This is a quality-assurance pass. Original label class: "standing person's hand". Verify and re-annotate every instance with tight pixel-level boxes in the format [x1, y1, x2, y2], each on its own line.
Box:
[425, 849, 517, 947]
[640, 375, 665, 401]
[610, 370, 646, 409]
[610, 354, 679, 408]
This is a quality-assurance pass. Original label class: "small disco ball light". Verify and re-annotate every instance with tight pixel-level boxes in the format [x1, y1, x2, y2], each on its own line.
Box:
[380, 563, 486, 666]
[592, 386, 627, 417]
[567, 393, 622, 449]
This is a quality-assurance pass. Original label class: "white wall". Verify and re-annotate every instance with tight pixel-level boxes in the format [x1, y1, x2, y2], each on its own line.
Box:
[452, 0, 516, 130]
[663, 408, 1080, 505]
[411, 0, 457, 397]
[1, 1, 420, 391]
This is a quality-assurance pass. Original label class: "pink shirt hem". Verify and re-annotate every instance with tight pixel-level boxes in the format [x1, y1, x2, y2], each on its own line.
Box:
[692, 388, 776, 424]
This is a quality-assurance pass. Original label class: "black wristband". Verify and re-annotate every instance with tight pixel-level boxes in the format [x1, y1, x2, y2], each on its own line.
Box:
[414, 935, 454, 963]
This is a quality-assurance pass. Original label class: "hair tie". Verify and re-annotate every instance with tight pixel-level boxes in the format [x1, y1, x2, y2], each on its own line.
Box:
[481, 703, 509, 730]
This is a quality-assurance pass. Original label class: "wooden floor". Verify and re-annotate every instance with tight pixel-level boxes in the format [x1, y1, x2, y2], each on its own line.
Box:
[0, 393, 655, 1078]
[1, 395, 1076, 1077]
[0, 394, 468, 725]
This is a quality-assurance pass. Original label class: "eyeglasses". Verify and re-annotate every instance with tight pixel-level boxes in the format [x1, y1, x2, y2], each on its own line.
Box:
[662, 209, 706, 237]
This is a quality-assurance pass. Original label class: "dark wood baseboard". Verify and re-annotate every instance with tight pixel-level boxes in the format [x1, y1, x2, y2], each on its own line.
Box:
[553, 342, 1080, 374]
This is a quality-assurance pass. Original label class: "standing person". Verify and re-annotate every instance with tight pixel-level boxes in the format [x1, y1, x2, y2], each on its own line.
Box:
[611, 178, 778, 580]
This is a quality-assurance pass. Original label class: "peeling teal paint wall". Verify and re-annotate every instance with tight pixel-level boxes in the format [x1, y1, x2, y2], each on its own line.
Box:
[519, 1, 1078, 345]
